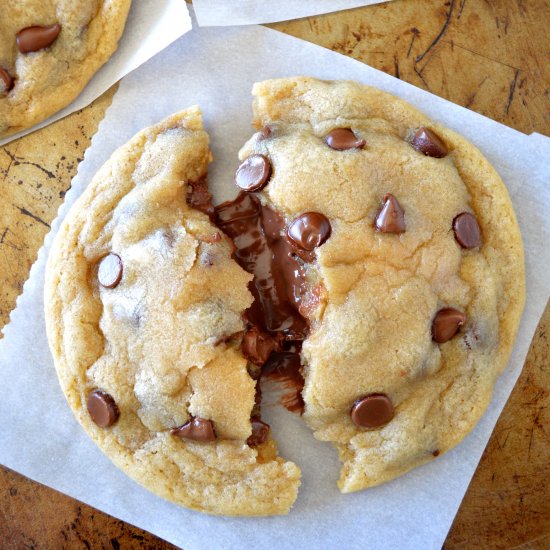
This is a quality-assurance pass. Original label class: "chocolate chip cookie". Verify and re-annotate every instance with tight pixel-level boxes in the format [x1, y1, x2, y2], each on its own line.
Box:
[233, 77, 524, 492]
[45, 108, 300, 515]
[0, 0, 131, 139]
[45, 78, 525, 515]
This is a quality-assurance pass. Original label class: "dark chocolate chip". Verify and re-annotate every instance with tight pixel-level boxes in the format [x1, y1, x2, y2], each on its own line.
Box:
[351, 394, 394, 428]
[375, 194, 406, 234]
[87, 390, 119, 428]
[287, 212, 332, 251]
[411, 127, 448, 158]
[432, 449, 440, 457]
[325, 128, 365, 151]
[247, 417, 270, 447]
[16, 24, 61, 53]
[453, 212, 482, 249]
[98, 253, 123, 289]
[0, 67, 14, 94]
[235, 154, 271, 192]
[171, 417, 216, 442]
[432, 307, 466, 343]
[242, 326, 280, 367]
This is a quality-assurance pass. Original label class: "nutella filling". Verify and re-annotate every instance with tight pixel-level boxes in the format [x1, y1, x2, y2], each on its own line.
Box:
[186, 175, 215, 220]
[215, 192, 311, 416]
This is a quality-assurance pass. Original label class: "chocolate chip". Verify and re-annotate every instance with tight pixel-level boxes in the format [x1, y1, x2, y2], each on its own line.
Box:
[411, 127, 448, 158]
[16, 24, 61, 53]
[351, 394, 394, 428]
[325, 128, 365, 151]
[87, 390, 119, 428]
[171, 417, 216, 442]
[453, 212, 482, 249]
[0, 67, 14, 94]
[242, 326, 280, 367]
[247, 417, 270, 447]
[287, 212, 332, 251]
[98, 253, 123, 289]
[432, 308, 466, 343]
[235, 154, 272, 192]
[375, 194, 406, 234]
[432, 449, 440, 457]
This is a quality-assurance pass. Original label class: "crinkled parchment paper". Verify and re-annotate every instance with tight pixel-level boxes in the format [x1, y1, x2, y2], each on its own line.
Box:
[193, 0, 392, 26]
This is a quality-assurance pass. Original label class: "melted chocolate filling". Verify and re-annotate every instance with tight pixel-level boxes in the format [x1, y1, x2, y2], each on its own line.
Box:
[187, 176, 215, 220]
[262, 352, 305, 413]
[215, 192, 310, 415]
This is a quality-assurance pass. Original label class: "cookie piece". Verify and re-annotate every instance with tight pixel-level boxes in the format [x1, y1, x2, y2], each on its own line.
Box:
[45, 107, 300, 515]
[0, 0, 131, 139]
[235, 77, 525, 492]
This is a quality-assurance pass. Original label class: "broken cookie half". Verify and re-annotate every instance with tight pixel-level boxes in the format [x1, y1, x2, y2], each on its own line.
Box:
[239, 77, 524, 492]
[44, 107, 300, 516]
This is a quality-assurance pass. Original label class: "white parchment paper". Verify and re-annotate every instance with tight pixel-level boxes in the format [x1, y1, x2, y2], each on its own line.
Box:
[0, 0, 191, 146]
[193, 0, 391, 26]
[1, 20, 549, 550]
